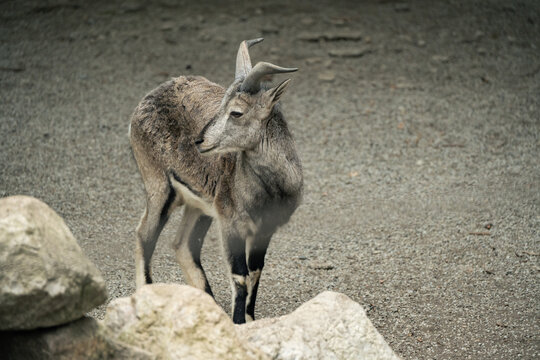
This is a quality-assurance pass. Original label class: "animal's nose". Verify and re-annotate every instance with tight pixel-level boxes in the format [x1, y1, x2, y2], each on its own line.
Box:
[194, 138, 204, 145]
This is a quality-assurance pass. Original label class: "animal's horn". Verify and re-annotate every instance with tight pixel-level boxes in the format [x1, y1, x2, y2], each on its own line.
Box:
[235, 38, 264, 81]
[240, 61, 298, 94]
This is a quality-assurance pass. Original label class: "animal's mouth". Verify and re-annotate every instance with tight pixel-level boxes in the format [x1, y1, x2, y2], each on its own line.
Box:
[197, 144, 218, 154]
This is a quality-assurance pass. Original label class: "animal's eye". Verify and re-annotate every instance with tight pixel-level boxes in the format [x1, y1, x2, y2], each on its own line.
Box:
[230, 111, 243, 118]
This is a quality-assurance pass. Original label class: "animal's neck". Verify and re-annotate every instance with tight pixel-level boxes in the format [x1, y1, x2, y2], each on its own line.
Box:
[240, 117, 303, 197]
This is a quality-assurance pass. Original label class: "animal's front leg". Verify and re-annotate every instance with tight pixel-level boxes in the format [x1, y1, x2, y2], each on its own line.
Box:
[222, 225, 250, 324]
[245, 235, 271, 321]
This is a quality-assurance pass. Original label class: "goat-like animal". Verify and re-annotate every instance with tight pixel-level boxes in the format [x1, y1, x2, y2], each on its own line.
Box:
[129, 38, 303, 324]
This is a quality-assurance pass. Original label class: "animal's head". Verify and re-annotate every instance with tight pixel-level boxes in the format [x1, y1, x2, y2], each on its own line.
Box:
[195, 38, 297, 155]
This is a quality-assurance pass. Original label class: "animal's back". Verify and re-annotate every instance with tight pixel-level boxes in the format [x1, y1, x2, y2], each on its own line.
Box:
[130, 75, 226, 176]
[129, 75, 230, 202]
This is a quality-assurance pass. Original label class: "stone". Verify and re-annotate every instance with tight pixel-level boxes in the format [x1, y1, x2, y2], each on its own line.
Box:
[394, 3, 411, 12]
[236, 291, 400, 360]
[1, 317, 154, 360]
[101, 284, 268, 360]
[308, 260, 335, 269]
[0, 196, 107, 330]
[298, 31, 362, 42]
[328, 46, 372, 58]
[318, 71, 336, 82]
[431, 55, 449, 63]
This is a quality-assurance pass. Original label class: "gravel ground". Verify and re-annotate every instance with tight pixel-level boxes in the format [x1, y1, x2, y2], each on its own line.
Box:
[1, 0, 539, 358]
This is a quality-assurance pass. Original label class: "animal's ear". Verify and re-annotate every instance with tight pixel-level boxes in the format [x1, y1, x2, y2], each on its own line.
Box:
[263, 79, 291, 109]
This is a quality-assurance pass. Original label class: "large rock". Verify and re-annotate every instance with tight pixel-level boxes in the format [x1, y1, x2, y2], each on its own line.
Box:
[0, 196, 107, 330]
[236, 291, 400, 360]
[101, 284, 268, 360]
[1, 317, 155, 360]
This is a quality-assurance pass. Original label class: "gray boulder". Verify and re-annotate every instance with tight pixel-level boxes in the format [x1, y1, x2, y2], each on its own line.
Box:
[0, 196, 107, 330]
[236, 291, 400, 360]
[1, 316, 155, 360]
[101, 284, 268, 360]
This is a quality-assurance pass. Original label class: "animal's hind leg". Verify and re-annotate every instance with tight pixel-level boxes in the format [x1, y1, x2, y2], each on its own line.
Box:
[173, 205, 214, 296]
[135, 181, 177, 289]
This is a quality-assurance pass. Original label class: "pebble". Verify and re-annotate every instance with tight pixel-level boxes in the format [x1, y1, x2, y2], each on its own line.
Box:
[431, 55, 449, 63]
[121, 1, 145, 13]
[308, 261, 335, 270]
[474, 30, 484, 40]
[477, 47, 487, 55]
[305, 57, 322, 65]
[301, 17, 315, 26]
[160, 21, 175, 31]
[261, 26, 279, 35]
[328, 17, 347, 26]
[298, 31, 362, 42]
[394, 3, 411, 12]
[318, 71, 336, 82]
[328, 46, 372, 58]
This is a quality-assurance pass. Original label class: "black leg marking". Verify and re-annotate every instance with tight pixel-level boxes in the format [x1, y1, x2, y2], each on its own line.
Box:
[233, 282, 248, 324]
[188, 215, 214, 297]
[246, 237, 270, 320]
[144, 267, 153, 284]
[226, 234, 249, 324]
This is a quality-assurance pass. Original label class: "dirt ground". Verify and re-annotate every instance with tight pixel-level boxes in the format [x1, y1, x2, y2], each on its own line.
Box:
[1, 0, 539, 358]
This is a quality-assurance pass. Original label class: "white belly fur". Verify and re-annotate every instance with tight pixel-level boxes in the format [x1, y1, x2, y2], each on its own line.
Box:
[169, 176, 217, 217]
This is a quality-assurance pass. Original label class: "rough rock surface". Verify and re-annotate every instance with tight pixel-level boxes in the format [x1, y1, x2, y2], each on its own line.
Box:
[1, 317, 154, 360]
[101, 284, 268, 360]
[0, 196, 107, 330]
[236, 291, 400, 360]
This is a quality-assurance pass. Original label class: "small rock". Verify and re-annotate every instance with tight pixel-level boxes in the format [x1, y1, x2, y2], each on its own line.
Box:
[431, 54, 449, 63]
[328, 46, 372, 58]
[198, 31, 212, 42]
[160, 21, 175, 31]
[308, 260, 334, 270]
[477, 47, 487, 55]
[164, 36, 177, 45]
[394, 3, 410, 12]
[305, 57, 323, 65]
[328, 17, 347, 26]
[121, 0, 145, 13]
[260, 26, 279, 35]
[301, 17, 315, 26]
[398, 34, 413, 43]
[417, 39, 426, 47]
[298, 30, 362, 42]
[215, 36, 228, 45]
[474, 30, 484, 40]
[416, 159, 424, 166]
[318, 71, 336, 82]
